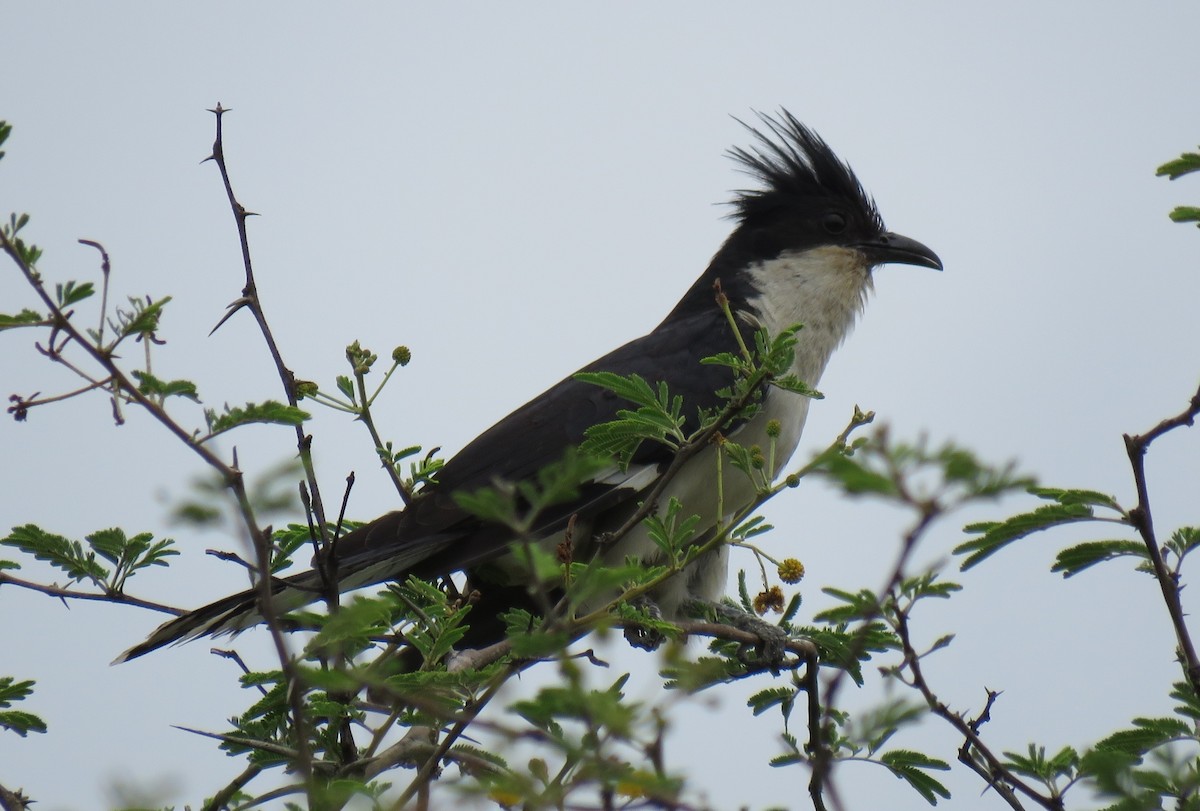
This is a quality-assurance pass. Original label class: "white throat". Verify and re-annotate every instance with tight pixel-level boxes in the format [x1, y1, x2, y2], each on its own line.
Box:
[741, 245, 873, 386]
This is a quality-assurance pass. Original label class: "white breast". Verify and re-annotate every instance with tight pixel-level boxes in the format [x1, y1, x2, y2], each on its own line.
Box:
[599, 246, 876, 615]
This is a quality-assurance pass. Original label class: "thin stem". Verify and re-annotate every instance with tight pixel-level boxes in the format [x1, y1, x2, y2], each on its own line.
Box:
[355, 368, 410, 504]
[206, 104, 330, 543]
[205, 104, 333, 795]
[386, 661, 521, 808]
[0, 571, 182, 615]
[895, 607, 1050, 810]
[1123, 379, 1200, 693]
[201, 764, 264, 811]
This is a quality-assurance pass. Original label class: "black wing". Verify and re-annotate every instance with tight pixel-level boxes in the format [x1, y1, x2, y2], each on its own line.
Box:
[331, 307, 745, 579]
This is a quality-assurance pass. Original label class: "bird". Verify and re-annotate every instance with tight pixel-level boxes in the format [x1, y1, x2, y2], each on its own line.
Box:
[116, 110, 941, 663]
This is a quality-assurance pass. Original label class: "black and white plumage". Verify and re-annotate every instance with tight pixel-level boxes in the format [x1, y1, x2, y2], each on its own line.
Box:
[116, 111, 941, 662]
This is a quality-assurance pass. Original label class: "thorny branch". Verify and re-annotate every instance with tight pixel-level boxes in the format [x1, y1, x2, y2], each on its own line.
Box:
[0, 781, 30, 811]
[0, 570, 182, 616]
[1, 107, 326, 799]
[894, 607, 1056, 811]
[1123, 380, 1200, 694]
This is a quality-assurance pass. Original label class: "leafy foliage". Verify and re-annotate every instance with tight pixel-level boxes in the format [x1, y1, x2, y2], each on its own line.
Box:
[956, 487, 1125, 570]
[575, 371, 687, 466]
[1, 524, 176, 592]
[0, 676, 46, 737]
[4, 116, 1200, 811]
[131, 369, 200, 403]
[202, 399, 310, 437]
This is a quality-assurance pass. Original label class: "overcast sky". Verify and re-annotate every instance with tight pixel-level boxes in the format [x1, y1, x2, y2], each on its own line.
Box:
[3, 4, 1200, 810]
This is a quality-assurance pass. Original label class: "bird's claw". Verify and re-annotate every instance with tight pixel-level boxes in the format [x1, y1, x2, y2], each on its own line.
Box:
[734, 620, 790, 670]
[622, 597, 666, 652]
[685, 598, 793, 672]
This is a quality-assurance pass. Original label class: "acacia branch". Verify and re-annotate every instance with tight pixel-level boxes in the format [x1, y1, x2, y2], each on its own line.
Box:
[0, 781, 30, 811]
[1123, 380, 1200, 693]
[809, 483, 940, 806]
[201, 764, 263, 811]
[205, 103, 331, 545]
[354, 366, 411, 505]
[0, 571, 182, 615]
[2, 113, 323, 798]
[894, 607, 1052, 811]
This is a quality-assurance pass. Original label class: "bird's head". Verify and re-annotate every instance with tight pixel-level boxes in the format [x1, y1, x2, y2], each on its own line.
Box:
[668, 110, 941, 327]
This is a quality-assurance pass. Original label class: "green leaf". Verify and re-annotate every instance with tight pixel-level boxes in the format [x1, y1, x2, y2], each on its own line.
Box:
[879, 750, 951, 805]
[1027, 487, 1124, 511]
[1168, 206, 1200, 226]
[1, 524, 108, 585]
[700, 351, 745, 370]
[0, 709, 47, 737]
[1092, 717, 1192, 756]
[1166, 527, 1200, 559]
[747, 686, 795, 718]
[306, 594, 400, 658]
[1157, 150, 1200, 180]
[816, 452, 897, 496]
[813, 588, 883, 624]
[269, 523, 338, 574]
[0, 677, 35, 706]
[957, 502, 1100, 570]
[576, 371, 686, 467]
[642, 497, 700, 561]
[0, 677, 46, 737]
[574, 371, 661, 409]
[55, 280, 94, 307]
[897, 573, 962, 601]
[1051, 540, 1149, 577]
[203, 400, 310, 437]
[119, 295, 172, 338]
[83, 527, 177, 591]
[771, 374, 822, 398]
[131, 370, 201, 403]
[454, 486, 517, 526]
[0, 308, 45, 329]
[1003, 743, 1079, 781]
[1170, 681, 1200, 720]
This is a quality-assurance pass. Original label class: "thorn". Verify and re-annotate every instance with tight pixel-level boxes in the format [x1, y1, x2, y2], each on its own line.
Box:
[210, 297, 251, 336]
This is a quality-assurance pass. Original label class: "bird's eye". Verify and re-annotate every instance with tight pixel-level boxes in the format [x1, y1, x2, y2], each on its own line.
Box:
[822, 213, 847, 234]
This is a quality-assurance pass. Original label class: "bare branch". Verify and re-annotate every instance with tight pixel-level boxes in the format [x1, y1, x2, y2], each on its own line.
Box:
[1123, 379, 1200, 693]
[0, 570, 182, 615]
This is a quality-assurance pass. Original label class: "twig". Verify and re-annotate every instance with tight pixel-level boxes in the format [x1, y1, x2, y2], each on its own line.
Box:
[173, 725, 305, 762]
[894, 607, 1052, 810]
[203, 103, 327, 793]
[355, 368, 411, 504]
[0, 781, 30, 811]
[385, 661, 522, 806]
[0, 571, 182, 615]
[1123, 380, 1200, 693]
[210, 648, 270, 696]
[802, 647, 828, 811]
[204, 103, 330, 544]
[809, 491, 939, 805]
[201, 763, 263, 811]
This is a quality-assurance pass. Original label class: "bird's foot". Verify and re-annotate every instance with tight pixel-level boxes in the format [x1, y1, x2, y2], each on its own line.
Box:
[684, 598, 791, 671]
[622, 597, 666, 652]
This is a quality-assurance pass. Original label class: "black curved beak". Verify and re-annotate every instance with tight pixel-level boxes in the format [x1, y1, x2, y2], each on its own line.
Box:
[855, 231, 943, 271]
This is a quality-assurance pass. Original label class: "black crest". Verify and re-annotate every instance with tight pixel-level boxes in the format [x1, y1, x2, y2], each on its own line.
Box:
[727, 110, 883, 233]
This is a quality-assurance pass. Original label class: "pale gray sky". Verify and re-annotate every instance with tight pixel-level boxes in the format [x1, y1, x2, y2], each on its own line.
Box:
[3, 4, 1200, 809]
